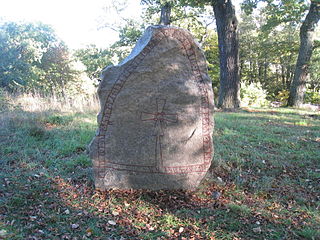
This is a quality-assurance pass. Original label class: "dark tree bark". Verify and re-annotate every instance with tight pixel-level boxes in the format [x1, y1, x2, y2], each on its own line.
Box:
[159, 2, 172, 25]
[212, 0, 240, 109]
[288, 2, 320, 107]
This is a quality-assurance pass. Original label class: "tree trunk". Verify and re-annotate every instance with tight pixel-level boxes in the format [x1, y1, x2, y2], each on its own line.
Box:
[258, 62, 263, 81]
[281, 65, 286, 87]
[159, 2, 171, 25]
[212, 0, 240, 109]
[288, 2, 320, 107]
[264, 61, 268, 83]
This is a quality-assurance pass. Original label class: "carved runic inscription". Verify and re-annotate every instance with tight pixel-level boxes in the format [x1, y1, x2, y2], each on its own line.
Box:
[140, 99, 178, 169]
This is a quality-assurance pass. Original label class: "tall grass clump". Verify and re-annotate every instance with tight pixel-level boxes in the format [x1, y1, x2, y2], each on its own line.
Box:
[15, 92, 99, 113]
[0, 90, 99, 137]
[0, 89, 20, 113]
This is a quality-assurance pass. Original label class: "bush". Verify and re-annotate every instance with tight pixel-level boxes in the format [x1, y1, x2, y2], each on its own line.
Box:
[305, 91, 320, 104]
[240, 82, 269, 107]
[275, 89, 290, 106]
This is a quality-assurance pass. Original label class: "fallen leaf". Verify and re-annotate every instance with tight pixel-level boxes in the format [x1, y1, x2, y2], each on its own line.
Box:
[217, 177, 223, 183]
[212, 191, 221, 200]
[253, 227, 261, 233]
[0, 230, 8, 238]
[108, 220, 116, 225]
[86, 228, 93, 237]
[112, 211, 119, 216]
[71, 223, 79, 229]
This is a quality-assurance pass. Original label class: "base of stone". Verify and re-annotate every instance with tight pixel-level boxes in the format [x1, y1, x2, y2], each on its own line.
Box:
[94, 169, 206, 190]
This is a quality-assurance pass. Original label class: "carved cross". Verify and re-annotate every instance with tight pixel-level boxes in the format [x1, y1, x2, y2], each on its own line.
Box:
[140, 98, 178, 169]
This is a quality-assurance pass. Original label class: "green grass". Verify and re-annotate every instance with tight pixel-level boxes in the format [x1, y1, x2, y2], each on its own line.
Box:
[0, 107, 319, 239]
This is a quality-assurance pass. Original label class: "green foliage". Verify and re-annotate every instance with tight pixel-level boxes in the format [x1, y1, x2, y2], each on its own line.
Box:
[96, 1, 147, 63]
[240, 0, 320, 104]
[111, 20, 145, 62]
[75, 45, 114, 81]
[116, 20, 144, 47]
[240, 82, 269, 107]
[241, 0, 309, 25]
[261, 0, 308, 30]
[175, 0, 209, 8]
[0, 21, 81, 96]
[275, 89, 290, 105]
[309, 46, 320, 92]
[203, 31, 220, 97]
[305, 90, 320, 104]
[38, 43, 80, 97]
[0, 22, 55, 90]
[142, 0, 214, 43]
[239, 10, 300, 100]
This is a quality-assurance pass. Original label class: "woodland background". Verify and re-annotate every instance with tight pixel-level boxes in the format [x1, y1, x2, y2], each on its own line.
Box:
[0, 0, 319, 110]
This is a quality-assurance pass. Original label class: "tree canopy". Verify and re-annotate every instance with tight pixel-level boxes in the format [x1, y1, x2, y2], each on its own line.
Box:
[0, 22, 79, 96]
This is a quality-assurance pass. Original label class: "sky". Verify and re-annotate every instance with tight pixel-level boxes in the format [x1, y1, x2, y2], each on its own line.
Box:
[0, 0, 250, 50]
[0, 0, 143, 49]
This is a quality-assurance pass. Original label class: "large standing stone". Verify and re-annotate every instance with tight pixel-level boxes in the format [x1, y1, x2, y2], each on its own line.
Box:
[89, 25, 214, 190]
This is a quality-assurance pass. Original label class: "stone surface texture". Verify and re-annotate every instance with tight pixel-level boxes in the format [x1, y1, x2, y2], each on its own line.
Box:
[89, 25, 214, 190]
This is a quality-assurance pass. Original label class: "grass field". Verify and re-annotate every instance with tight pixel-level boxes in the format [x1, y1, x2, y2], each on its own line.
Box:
[0, 106, 319, 239]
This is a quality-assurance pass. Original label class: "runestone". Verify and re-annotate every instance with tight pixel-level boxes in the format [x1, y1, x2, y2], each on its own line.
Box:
[89, 25, 214, 190]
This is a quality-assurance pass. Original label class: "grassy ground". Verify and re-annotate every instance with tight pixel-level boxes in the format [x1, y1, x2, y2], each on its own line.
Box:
[0, 107, 319, 239]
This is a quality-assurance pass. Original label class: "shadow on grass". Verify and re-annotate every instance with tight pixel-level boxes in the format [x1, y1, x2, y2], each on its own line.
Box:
[2, 165, 318, 239]
[240, 107, 320, 121]
[1, 171, 154, 239]
[0, 111, 145, 239]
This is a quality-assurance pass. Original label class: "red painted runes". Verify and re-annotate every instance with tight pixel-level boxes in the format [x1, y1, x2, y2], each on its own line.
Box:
[140, 99, 178, 169]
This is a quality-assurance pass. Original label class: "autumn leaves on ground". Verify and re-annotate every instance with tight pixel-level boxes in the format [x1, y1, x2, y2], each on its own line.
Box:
[0, 103, 319, 239]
